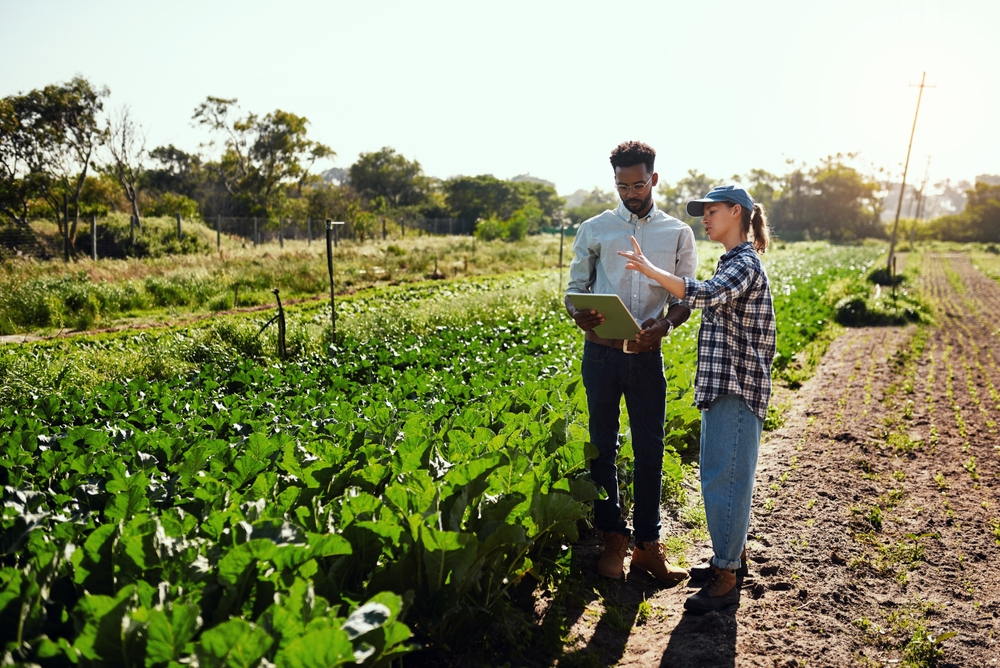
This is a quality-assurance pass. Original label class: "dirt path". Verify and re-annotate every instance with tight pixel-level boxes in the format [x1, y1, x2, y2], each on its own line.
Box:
[502, 252, 1000, 667]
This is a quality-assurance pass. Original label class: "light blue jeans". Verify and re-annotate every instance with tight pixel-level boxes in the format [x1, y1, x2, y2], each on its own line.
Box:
[700, 394, 763, 571]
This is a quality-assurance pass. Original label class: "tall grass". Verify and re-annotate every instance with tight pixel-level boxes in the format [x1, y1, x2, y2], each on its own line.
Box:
[0, 233, 569, 334]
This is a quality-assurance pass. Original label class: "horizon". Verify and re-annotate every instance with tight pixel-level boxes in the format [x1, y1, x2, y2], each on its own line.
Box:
[2, 0, 998, 197]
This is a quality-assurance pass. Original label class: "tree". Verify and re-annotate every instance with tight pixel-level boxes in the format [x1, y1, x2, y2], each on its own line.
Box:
[443, 175, 524, 222]
[348, 147, 429, 208]
[305, 182, 364, 238]
[566, 188, 616, 225]
[105, 106, 147, 228]
[926, 181, 1000, 242]
[512, 181, 564, 230]
[193, 97, 333, 216]
[736, 168, 781, 214]
[657, 170, 721, 238]
[145, 144, 204, 199]
[0, 77, 108, 240]
[49, 77, 109, 247]
[770, 156, 882, 241]
[0, 94, 56, 229]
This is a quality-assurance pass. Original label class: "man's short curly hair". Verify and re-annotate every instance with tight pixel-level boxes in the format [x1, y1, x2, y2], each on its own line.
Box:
[609, 141, 656, 172]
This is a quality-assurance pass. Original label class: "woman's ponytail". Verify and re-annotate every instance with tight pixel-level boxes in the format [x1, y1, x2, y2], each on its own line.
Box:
[748, 203, 770, 254]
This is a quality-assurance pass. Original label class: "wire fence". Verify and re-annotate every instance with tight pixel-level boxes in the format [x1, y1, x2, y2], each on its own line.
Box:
[215, 217, 474, 246]
[0, 223, 48, 259]
[1, 215, 477, 260]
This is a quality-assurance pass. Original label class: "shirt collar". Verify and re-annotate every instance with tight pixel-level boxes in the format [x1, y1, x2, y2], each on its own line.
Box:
[614, 199, 659, 224]
[721, 241, 754, 261]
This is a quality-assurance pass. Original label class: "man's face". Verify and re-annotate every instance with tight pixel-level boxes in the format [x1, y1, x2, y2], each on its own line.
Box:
[614, 164, 658, 215]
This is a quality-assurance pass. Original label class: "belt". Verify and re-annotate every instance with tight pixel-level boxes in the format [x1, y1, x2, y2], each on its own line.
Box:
[585, 330, 655, 354]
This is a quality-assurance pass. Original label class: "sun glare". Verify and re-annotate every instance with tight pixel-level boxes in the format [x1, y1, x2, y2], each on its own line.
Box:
[853, 44, 986, 177]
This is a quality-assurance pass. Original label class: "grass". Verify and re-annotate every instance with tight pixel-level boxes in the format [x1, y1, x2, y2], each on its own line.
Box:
[0, 229, 572, 335]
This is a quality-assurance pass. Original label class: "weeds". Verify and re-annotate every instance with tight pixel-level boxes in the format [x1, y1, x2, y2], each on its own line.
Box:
[850, 532, 937, 576]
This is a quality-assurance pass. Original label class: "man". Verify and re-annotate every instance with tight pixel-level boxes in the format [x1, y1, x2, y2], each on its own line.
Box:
[564, 141, 697, 582]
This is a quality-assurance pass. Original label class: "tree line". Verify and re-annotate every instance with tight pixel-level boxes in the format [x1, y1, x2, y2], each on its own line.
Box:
[568, 154, 886, 242]
[0, 77, 564, 250]
[4, 76, 998, 250]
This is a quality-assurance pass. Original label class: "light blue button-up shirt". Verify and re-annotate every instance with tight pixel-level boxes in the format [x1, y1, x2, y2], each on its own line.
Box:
[566, 200, 698, 324]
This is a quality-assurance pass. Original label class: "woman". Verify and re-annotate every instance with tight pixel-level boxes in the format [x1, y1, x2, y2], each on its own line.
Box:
[618, 185, 776, 614]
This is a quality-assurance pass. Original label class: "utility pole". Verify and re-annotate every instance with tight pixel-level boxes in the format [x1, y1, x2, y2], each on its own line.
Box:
[888, 72, 934, 273]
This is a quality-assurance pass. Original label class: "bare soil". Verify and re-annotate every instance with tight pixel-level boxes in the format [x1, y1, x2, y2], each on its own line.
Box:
[432, 252, 1000, 667]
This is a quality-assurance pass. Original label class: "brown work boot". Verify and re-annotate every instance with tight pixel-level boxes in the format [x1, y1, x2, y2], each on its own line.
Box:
[689, 547, 748, 583]
[597, 532, 630, 579]
[630, 540, 688, 584]
[684, 565, 740, 614]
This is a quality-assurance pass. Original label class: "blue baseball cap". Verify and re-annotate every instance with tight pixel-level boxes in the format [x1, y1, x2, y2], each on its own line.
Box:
[686, 185, 755, 217]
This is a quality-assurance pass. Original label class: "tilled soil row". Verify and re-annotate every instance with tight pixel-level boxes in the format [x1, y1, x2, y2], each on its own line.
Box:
[729, 253, 1000, 667]
[553, 252, 1000, 667]
[437, 253, 999, 667]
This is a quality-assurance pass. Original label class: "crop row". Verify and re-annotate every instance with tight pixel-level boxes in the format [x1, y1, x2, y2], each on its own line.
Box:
[1, 242, 888, 665]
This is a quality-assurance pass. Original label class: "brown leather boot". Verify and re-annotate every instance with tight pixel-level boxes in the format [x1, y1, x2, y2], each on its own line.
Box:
[597, 532, 630, 579]
[684, 565, 740, 614]
[630, 540, 688, 584]
[689, 547, 748, 583]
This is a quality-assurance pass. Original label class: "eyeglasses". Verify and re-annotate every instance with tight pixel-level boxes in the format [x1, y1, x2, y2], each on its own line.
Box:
[615, 176, 652, 196]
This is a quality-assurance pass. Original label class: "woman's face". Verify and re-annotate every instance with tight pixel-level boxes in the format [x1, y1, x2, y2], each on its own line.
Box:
[701, 202, 742, 243]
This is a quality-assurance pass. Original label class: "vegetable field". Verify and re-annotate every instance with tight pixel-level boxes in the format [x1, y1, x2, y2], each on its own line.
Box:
[1, 240, 934, 667]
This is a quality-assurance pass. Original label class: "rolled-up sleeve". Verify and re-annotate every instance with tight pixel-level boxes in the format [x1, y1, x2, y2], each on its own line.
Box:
[683, 257, 756, 309]
[566, 224, 596, 295]
[670, 226, 698, 306]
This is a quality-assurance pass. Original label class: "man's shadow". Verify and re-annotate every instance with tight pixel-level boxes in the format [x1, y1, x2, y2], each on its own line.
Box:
[660, 601, 738, 668]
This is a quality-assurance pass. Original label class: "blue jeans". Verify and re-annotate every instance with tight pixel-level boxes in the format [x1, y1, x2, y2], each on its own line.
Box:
[700, 394, 763, 571]
[581, 340, 666, 544]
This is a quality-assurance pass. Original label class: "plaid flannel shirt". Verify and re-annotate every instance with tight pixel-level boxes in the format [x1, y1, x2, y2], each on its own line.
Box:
[682, 242, 776, 422]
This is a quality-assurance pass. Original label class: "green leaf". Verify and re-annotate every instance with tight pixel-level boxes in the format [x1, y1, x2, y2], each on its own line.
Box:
[275, 627, 354, 668]
[530, 491, 586, 542]
[144, 603, 202, 664]
[196, 618, 274, 668]
[72, 585, 136, 663]
[419, 524, 478, 596]
[104, 479, 150, 524]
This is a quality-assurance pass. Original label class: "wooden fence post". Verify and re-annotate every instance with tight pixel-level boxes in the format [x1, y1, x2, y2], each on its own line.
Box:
[63, 193, 69, 262]
[91, 214, 97, 261]
[176, 213, 182, 242]
[382, 216, 386, 240]
[307, 217, 311, 245]
[279, 217, 284, 248]
[253, 217, 258, 247]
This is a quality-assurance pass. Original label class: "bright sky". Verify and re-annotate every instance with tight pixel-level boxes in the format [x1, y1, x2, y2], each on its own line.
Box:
[2, 0, 997, 196]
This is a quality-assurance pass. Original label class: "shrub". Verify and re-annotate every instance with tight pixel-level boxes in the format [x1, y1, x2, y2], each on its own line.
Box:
[505, 205, 542, 241]
[96, 213, 214, 258]
[868, 266, 905, 286]
[143, 192, 202, 219]
[475, 217, 509, 241]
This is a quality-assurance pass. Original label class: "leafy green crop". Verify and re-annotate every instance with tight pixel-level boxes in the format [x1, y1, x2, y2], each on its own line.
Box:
[1, 313, 601, 665]
[0, 241, 890, 664]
